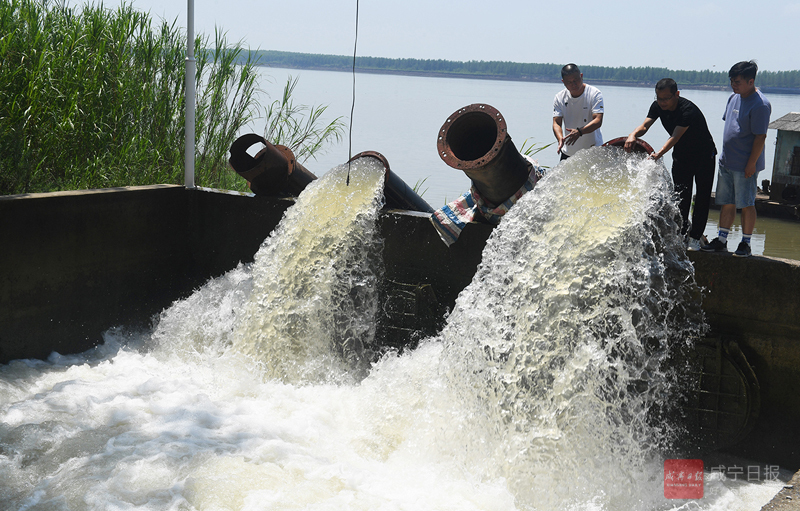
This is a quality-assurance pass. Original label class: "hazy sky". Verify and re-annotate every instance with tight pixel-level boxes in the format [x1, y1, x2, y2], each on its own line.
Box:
[118, 0, 800, 73]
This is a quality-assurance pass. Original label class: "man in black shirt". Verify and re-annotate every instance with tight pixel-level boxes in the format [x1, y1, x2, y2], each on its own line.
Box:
[625, 78, 717, 251]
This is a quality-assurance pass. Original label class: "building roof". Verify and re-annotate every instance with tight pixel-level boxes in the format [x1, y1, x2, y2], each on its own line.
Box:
[769, 112, 800, 132]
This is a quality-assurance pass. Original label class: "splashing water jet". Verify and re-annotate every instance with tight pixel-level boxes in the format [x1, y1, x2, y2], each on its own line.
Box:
[433, 147, 707, 509]
[232, 158, 387, 383]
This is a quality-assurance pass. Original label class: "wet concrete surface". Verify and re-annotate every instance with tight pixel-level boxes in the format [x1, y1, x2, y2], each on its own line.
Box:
[761, 469, 800, 510]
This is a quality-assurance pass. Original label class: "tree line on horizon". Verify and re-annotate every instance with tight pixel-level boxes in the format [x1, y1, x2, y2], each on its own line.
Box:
[242, 50, 800, 91]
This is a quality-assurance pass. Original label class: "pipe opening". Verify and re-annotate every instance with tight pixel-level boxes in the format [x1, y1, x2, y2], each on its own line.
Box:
[437, 104, 530, 206]
[445, 111, 499, 162]
[229, 133, 269, 174]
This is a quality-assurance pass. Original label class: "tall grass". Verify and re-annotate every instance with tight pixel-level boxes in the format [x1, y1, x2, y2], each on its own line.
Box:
[0, 0, 341, 195]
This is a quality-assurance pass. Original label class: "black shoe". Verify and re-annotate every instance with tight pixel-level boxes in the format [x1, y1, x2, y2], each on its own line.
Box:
[700, 237, 728, 252]
[733, 241, 752, 258]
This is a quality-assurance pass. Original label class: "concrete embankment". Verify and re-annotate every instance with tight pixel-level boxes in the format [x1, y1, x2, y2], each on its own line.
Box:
[761, 469, 800, 510]
[0, 185, 292, 363]
[1, 186, 799, 470]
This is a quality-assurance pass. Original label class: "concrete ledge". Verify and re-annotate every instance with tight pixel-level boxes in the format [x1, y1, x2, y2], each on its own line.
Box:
[761, 469, 800, 511]
[688, 252, 800, 339]
[687, 251, 800, 469]
[0, 186, 293, 363]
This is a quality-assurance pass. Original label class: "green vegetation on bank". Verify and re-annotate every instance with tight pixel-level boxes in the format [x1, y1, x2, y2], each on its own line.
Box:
[0, 0, 343, 196]
[246, 50, 800, 91]
[0, 0, 251, 194]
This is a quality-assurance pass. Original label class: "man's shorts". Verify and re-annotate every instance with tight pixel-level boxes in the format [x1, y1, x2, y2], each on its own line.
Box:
[715, 164, 758, 208]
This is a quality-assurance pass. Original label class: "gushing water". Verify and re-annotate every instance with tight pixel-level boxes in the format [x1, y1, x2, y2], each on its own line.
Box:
[232, 158, 386, 383]
[0, 150, 784, 510]
[435, 147, 705, 508]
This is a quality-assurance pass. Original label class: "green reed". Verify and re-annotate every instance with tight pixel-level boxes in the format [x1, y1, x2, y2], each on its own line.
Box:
[0, 0, 341, 195]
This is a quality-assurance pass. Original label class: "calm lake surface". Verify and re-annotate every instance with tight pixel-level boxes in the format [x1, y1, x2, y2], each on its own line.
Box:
[245, 67, 800, 259]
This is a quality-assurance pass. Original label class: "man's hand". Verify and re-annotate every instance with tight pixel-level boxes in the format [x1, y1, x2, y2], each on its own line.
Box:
[623, 134, 637, 153]
[744, 134, 767, 179]
[625, 119, 655, 153]
[564, 128, 581, 146]
[744, 162, 757, 179]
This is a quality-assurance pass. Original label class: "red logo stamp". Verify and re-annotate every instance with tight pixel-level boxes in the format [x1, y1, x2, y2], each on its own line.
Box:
[664, 459, 704, 499]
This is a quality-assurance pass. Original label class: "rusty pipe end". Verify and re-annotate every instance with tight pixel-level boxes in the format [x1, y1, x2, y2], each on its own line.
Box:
[228, 134, 317, 196]
[437, 104, 530, 206]
[228, 133, 269, 176]
[437, 104, 508, 171]
[347, 150, 391, 174]
[274, 144, 319, 196]
[347, 150, 433, 213]
[602, 136, 655, 155]
[274, 144, 296, 174]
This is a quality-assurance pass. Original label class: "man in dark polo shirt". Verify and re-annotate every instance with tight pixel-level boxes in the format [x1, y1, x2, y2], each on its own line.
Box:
[624, 78, 717, 251]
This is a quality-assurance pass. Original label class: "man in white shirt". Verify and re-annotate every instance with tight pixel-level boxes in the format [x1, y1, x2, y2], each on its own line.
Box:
[552, 64, 604, 160]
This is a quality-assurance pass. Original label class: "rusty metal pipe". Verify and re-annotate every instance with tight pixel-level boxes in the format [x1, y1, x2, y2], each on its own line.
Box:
[602, 136, 655, 155]
[228, 133, 316, 196]
[347, 151, 433, 213]
[437, 104, 531, 206]
[230, 135, 432, 213]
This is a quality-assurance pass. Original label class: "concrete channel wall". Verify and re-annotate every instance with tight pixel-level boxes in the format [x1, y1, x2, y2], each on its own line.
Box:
[0, 186, 292, 363]
[689, 250, 800, 469]
[1, 186, 799, 468]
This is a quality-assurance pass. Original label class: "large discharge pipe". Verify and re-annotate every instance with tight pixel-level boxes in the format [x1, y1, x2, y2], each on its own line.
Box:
[228, 133, 316, 197]
[347, 151, 434, 213]
[229, 134, 433, 213]
[437, 104, 531, 206]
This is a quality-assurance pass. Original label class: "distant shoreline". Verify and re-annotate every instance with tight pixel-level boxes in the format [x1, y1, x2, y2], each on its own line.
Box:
[254, 63, 800, 95]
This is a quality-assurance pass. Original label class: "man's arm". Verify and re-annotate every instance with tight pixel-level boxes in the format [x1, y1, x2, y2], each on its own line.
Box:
[744, 101, 771, 178]
[744, 134, 767, 178]
[624, 117, 656, 152]
[553, 116, 565, 154]
[651, 125, 689, 160]
[581, 112, 604, 135]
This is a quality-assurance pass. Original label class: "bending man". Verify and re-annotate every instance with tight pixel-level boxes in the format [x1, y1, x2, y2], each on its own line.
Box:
[625, 78, 716, 251]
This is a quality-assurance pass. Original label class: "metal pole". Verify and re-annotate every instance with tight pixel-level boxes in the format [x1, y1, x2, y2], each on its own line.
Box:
[184, 0, 196, 188]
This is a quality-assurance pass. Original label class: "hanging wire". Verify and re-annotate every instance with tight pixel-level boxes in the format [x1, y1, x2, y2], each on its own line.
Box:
[346, 0, 359, 185]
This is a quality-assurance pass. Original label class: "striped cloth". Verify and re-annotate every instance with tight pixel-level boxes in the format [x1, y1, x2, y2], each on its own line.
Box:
[430, 159, 544, 246]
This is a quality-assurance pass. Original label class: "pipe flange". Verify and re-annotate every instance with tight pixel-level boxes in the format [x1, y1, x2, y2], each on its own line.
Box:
[437, 104, 508, 170]
[275, 144, 296, 176]
[602, 136, 655, 155]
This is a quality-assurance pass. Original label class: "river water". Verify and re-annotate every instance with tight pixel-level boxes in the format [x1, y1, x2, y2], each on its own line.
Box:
[0, 151, 788, 510]
[246, 67, 800, 258]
